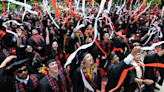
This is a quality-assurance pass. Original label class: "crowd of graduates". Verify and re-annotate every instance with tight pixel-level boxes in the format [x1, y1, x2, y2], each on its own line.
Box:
[1, 1, 164, 92]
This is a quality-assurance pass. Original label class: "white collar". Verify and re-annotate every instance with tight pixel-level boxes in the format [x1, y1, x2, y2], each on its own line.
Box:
[15, 75, 29, 85]
[36, 25, 41, 28]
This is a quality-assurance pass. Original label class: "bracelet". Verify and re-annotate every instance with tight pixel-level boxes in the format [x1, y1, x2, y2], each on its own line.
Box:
[142, 79, 145, 84]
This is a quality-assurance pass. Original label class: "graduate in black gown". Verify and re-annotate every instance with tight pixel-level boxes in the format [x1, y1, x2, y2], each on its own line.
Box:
[45, 28, 65, 69]
[143, 48, 164, 92]
[38, 57, 72, 92]
[105, 47, 140, 92]
[73, 52, 101, 92]
[0, 56, 44, 92]
[124, 53, 154, 92]
[98, 32, 114, 71]
[0, 41, 13, 64]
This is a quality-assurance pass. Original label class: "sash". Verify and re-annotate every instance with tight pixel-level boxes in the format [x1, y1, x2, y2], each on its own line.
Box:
[131, 60, 145, 92]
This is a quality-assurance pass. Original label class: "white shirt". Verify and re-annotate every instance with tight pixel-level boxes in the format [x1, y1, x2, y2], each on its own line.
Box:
[15, 75, 29, 85]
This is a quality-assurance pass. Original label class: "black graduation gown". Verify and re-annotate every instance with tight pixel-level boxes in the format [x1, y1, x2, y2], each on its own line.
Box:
[86, 43, 98, 61]
[44, 44, 65, 66]
[16, 46, 40, 74]
[105, 61, 129, 92]
[0, 67, 44, 92]
[143, 53, 160, 92]
[113, 38, 127, 61]
[28, 36, 45, 57]
[0, 50, 13, 64]
[98, 40, 114, 70]
[124, 65, 141, 92]
[73, 67, 101, 92]
[38, 70, 72, 92]
[66, 37, 82, 81]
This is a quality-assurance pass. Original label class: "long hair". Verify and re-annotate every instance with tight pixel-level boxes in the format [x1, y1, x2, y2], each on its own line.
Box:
[81, 54, 97, 75]
[51, 41, 62, 56]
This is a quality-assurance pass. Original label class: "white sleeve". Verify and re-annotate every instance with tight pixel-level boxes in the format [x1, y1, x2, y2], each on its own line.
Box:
[71, 32, 76, 39]
[124, 54, 134, 65]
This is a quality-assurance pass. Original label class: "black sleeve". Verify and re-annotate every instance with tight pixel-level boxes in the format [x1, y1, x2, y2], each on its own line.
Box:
[67, 38, 76, 53]
[73, 68, 81, 92]
[128, 68, 137, 85]
[16, 46, 27, 60]
[107, 61, 129, 78]
[28, 38, 38, 51]
[45, 44, 52, 56]
[0, 68, 12, 88]
[38, 77, 51, 92]
[110, 40, 114, 52]
[97, 68, 102, 91]
[144, 53, 160, 64]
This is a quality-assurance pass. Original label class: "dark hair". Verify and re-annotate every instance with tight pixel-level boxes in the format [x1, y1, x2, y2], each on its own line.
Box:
[51, 41, 62, 56]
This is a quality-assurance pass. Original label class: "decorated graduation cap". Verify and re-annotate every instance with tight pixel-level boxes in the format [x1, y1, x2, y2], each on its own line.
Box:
[42, 56, 57, 67]
[8, 59, 28, 72]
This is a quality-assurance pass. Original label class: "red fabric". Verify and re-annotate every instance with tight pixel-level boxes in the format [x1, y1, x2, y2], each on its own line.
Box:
[51, 0, 60, 19]
[111, 47, 124, 54]
[9, 47, 16, 55]
[1, 1, 5, 16]
[108, 63, 164, 92]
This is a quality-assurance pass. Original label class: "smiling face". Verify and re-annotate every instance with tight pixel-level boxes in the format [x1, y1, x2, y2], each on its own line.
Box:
[14, 66, 28, 79]
[47, 61, 58, 73]
[52, 41, 58, 51]
[83, 53, 94, 66]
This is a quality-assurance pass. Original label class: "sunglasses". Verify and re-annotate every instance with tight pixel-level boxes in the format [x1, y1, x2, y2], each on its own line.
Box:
[16, 68, 28, 74]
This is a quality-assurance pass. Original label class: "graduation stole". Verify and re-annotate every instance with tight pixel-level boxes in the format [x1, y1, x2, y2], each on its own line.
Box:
[35, 26, 43, 34]
[2, 49, 10, 57]
[63, 35, 68, 53]
[14, 75, 38, 92]
[102, 40, 111, 56]
[131, 60, 145, 92]
[55, 53, 64, 69]
[32, 52, 43, 66]
[74, 42, 82, 64]
[31, 35, 44, 47]
[56, 59, 63, 70]
[80, 67, 97, 91]
[45, 70, 67, 92]
[21, 36, 27, 45]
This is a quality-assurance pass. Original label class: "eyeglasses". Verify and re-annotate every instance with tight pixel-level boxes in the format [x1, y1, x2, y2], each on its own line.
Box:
[16, 68, 28, 74]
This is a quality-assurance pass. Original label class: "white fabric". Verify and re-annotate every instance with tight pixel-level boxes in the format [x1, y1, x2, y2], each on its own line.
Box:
[161, 6, 164, 18]
[140, 41, 164, 50]
[124, 54, 134, 65]
[80, 68, 94, 91]
[64, 0, 106, 68]
[131, 61, 145, 79]
[15, 75, 29, 85]
[43, 0, 60, 29]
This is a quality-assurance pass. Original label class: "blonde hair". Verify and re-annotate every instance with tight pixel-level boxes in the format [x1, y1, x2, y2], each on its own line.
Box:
[81, 54, 97, 75]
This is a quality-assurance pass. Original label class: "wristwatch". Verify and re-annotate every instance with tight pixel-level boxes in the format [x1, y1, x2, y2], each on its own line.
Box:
[142, 79, 145, 84]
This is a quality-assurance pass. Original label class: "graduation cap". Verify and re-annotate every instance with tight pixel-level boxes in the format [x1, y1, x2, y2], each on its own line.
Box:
[41, 56, 57, 67]
[78, 51, 89, 61]
[8, 59, 28, 72]
[107, 54, 115, 62]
